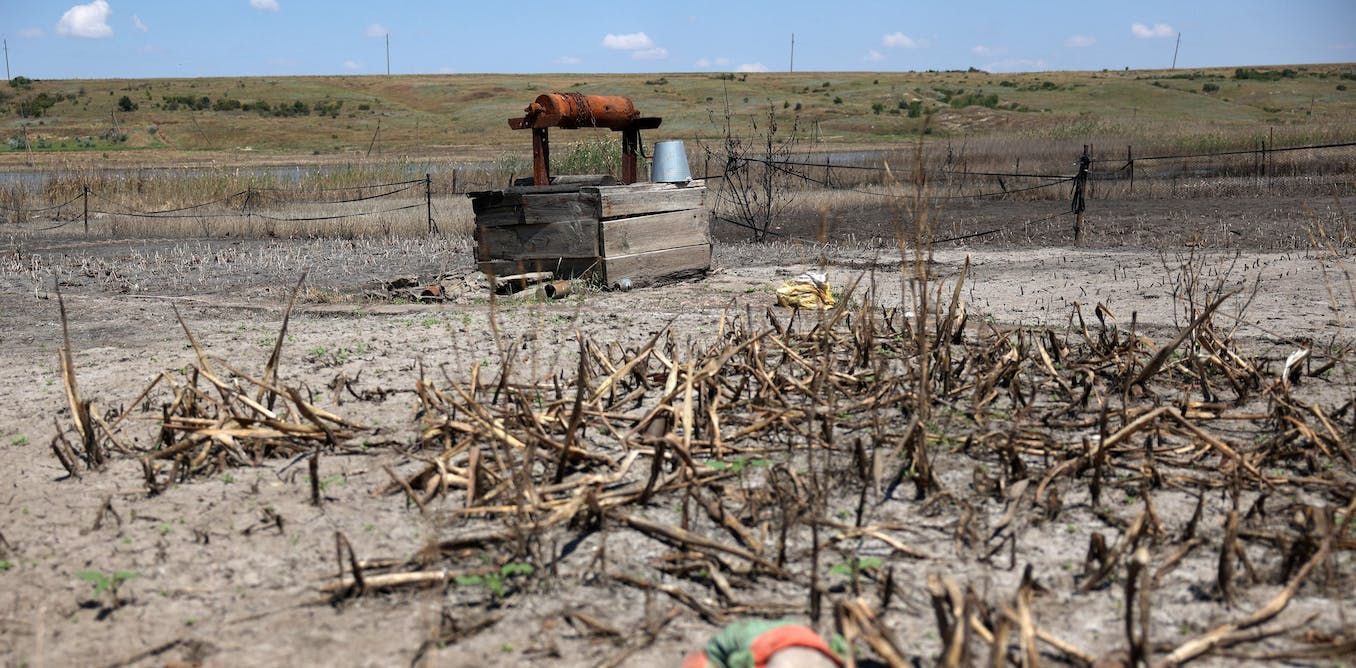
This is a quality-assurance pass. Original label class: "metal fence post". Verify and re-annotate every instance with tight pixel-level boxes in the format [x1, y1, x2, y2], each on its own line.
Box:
[1072, 146, 1090, 244]
[426, 173, 435, 234]
[83, 185, 89, 236]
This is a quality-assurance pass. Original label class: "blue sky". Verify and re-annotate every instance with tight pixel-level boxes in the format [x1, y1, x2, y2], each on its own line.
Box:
[3, 0, 1353, 79]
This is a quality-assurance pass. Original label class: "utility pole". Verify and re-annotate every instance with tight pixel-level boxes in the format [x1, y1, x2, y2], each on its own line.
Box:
[385, 34, 390, 76]
[789, 33, 795, 72]
[1171, 32, 1181, 70]
[4, 39, 10, 81]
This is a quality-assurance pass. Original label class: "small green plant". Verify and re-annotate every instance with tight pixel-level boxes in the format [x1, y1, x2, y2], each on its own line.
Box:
[10, 435, 28, 446]
[454, 562, 535, 598]
[830, 556, 883, 578]
[703, 456, 769, 474]
[77, 570, 137, 602]
[0, 560, 13, 572]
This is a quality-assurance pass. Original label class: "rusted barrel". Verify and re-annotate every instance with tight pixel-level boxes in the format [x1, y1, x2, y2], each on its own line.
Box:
[521, 93, 639, 130]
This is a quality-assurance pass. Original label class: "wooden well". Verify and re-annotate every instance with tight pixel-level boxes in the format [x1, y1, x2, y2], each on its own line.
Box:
[471, 180, 710, 288]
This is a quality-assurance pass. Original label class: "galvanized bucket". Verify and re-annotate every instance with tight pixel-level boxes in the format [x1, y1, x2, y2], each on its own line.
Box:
[650, 140, 691, 183]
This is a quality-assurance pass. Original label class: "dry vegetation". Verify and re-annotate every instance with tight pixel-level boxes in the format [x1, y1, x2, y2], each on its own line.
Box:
[1, 63, 1355, 667]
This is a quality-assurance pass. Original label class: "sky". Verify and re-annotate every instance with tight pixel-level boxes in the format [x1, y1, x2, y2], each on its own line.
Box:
[2, 0, 1353, 79]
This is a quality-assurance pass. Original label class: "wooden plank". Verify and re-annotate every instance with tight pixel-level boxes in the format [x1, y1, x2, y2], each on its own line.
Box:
[602, 243, 711, 287]
[520, 193, 599, 225]
[600, 209, 709, 257]
[478, 258, 598, 279]
[470, 191, 520, 214]
[473, 204, 522, 227]
[593, 185, 705, 219]
[477, 220, 598, 260]
[504, 183, 592, 195]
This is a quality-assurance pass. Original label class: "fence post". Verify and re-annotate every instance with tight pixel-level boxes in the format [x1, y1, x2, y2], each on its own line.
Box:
[1072, 146, 1090, 244]
[1127, 145, 1134, 195]
[451, 168, 459, 195]
[824, 155, 832, 188]
[82, 185, 89, 236]
[1258, 126, 1269, 191]
[244, 187, 253, 229]
[1088, 143, 1095, 200]
[425, 173, 435, 235]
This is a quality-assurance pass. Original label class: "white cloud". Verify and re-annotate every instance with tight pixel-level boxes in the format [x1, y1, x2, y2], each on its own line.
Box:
[1065, 34, 1096, 48]
[250, 0, 280, 12]
[132, 14, 148, 32]
[19, 27, 45, 38]
[982, 58, 1047, 73]
[695, 57, 712, 67]
[735, 62, 768, 73]
[342, 60, 362, 71]
[555, 55, 582, 65]
[56, 1, 113, 39]
[365, 23, 388, 37]
[632, 47, 668, 60]
[1131, 22, 1174, 39]
[865, 49, 886, 62]
[882, 32, 924, 49]
[601, 32, 653, 50]
[971, 45, 1002, 56]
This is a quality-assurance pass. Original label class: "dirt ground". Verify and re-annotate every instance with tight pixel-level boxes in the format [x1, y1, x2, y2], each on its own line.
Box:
[1, 195, 1354, 667]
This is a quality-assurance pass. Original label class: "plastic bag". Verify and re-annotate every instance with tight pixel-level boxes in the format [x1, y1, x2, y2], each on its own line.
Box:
[776, 271, 836, 310]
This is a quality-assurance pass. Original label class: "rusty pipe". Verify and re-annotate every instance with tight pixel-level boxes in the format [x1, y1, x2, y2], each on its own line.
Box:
[520, 93, 638, 130]
[535, 279, 573, 300]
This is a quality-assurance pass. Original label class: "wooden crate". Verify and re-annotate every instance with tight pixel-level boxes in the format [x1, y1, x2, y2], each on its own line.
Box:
[471, 181, 709, 287]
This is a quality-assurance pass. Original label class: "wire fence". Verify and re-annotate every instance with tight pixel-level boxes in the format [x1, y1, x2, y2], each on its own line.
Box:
[709, 138, 1355, 245]
[2, 176, 441, 236]
[4, 138, 1353, 246]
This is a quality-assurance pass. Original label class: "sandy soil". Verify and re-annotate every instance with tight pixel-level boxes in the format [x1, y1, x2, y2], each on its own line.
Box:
[1, 201, 1353, 666]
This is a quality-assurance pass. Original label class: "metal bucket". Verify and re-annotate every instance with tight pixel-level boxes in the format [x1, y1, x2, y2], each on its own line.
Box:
[650, 140, 691, 183]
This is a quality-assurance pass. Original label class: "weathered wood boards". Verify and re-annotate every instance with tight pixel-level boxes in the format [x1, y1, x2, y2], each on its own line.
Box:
[477, 219, 597, 260]
[472, 191, 600, 227]
[471, 181, 709, 286]
[599, 209, 704, 256]
[586, 183, 706, 219]
[601, 243, 711, 287]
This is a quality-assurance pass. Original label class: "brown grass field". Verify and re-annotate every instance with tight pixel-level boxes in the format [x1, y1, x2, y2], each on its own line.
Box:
[1, 65, 1355, 667]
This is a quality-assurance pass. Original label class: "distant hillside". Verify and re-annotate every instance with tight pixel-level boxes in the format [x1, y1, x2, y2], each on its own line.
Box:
[2, 64, 1353, 165]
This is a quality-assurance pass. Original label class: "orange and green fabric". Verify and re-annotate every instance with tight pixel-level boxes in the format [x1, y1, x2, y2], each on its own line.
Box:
[681, 619, 843, 668]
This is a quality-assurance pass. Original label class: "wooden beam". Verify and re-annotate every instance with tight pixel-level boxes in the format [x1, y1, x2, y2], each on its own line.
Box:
[590, 184, 705, 219]
[477, 220, 599, 260]
[532, 127, 550, 186]
[600, 209, 708, 257]
[602, 243, 711, 286]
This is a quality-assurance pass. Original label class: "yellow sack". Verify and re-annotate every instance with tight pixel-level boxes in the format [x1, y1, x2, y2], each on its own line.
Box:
[776, 272, 836, 309]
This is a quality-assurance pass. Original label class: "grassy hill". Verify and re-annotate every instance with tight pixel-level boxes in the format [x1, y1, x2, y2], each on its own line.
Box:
[2, 64, 1353, 166]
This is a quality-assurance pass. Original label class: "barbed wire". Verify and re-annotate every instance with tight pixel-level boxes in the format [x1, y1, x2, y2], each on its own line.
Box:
[1090, 139, 1356, 164]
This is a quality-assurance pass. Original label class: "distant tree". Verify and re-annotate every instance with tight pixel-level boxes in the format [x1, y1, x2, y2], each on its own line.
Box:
[117, 95, 138, 112]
